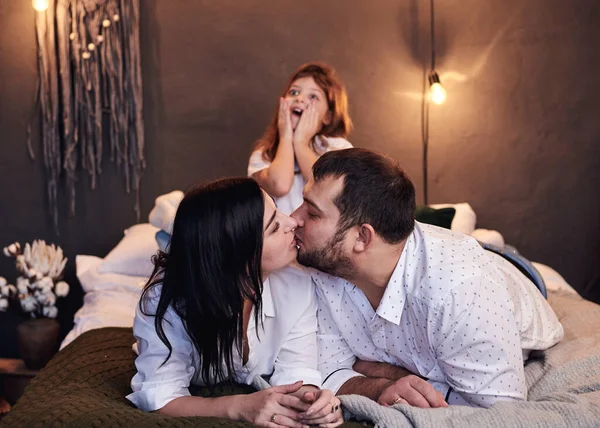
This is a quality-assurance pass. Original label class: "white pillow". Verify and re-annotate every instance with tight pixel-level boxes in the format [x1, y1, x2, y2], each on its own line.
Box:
[148, 190, 184, 233]
[78, 255, 149, 294]
[61, 255, 148, 350]
[429, 202, 477, 235]
[97, 223, 159, 277]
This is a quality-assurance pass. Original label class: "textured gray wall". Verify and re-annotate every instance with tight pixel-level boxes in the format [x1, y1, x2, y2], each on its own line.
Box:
[0, 0, 599, 346]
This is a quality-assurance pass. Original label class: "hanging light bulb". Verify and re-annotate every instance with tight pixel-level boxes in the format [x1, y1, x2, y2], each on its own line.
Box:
[428, 71, 447, 105]
[32, 0, 49, 12]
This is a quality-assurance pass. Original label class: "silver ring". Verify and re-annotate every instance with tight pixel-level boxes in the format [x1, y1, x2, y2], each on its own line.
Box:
[270, 413, 277, 422]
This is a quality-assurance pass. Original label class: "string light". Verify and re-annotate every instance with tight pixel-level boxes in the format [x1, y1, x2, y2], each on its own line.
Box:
[32, 0, 49, 12]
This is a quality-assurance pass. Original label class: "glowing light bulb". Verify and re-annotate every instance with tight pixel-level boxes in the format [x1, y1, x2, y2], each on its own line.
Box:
[428, 71, 447, 105]
[430, 82, 447, 105]
[32, 0, 49, 12]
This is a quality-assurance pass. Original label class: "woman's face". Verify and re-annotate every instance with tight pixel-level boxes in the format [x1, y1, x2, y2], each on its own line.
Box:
[261, 191, 298, 277]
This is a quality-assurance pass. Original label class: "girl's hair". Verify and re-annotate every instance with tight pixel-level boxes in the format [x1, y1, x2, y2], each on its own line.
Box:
[140, 177, 265, 386]
[254, 62, 353, 162]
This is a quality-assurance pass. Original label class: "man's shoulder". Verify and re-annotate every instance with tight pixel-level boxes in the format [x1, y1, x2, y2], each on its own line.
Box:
[308, 268, 347, 288]
[407, 223, 486, 302]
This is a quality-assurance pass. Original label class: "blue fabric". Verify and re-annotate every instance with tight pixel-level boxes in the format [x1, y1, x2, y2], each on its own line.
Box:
[155, 230, 171, 253]
[480, 242, 547, 299]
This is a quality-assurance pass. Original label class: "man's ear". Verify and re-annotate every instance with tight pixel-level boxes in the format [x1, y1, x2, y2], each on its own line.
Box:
[353, 224, 375, 253]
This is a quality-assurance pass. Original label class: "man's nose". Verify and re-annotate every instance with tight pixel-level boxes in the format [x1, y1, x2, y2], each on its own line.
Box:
[290, 209, 303, 227]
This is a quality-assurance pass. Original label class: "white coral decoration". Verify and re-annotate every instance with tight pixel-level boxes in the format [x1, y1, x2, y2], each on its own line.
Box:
[1, 240, 69, 318]
[22, 240, 67, 278]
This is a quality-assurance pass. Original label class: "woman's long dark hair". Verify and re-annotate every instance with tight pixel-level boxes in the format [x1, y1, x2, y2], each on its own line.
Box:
[140, 177, 265, 386]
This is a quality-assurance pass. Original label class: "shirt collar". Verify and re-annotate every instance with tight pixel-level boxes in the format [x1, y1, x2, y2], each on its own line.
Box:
[261, 277, 275, 319]
[375, 230, 416, 325]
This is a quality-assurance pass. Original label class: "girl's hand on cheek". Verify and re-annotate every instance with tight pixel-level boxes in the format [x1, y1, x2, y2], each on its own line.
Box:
[278, 98, 294, 144]
[293, 103, 320, 147]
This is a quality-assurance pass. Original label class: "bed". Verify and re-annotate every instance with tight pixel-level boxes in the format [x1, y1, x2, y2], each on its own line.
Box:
[3, 288, 600, 427]
[4, 204, 599, 427]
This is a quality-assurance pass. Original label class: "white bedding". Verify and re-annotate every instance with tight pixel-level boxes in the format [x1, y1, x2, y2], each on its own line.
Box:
[60, 255, 146, 349]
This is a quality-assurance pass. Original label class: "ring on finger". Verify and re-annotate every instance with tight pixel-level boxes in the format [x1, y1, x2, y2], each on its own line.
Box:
[270, 413, 277, 422]
[393, 397, 403, 404]
[331, 401, 340, 413]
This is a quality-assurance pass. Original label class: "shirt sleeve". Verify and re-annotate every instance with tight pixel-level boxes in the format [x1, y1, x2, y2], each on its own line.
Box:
[316, 287, 364, 393]
[270, 285, 322, 387]
[323, 137, 353, 152]
[430, 275, 527, 408]
[248, 149, 270, 177]
[126, 293, 196, 412]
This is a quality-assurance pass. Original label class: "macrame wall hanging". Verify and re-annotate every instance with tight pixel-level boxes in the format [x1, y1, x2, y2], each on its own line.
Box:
[30, 0, 144, 230]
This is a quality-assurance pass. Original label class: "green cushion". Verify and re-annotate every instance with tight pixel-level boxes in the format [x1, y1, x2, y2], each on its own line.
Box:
[415, 206, 456, 230]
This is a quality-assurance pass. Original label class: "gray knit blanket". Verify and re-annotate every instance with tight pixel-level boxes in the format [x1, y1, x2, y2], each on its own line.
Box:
[327, 291, 600, 427]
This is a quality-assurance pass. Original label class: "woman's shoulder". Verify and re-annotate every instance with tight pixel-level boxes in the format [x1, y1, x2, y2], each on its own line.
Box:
[268, 264, 315, 300]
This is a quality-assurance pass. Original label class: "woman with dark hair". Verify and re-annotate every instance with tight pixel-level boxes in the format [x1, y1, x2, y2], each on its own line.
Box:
[126, 177, 342, 427]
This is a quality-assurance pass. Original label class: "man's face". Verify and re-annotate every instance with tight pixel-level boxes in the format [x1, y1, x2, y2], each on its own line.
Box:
[291, 176, 356, 278]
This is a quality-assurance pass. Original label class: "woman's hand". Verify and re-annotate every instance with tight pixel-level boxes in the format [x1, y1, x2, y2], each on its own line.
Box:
[234, 381, 311, 427]
[292, 102, 320, 147]
[297, 388, 344, 427]
[278, 98, 294, 145]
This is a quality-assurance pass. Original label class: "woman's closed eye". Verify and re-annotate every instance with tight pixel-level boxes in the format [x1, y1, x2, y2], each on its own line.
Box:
[272, 220, 280, 233]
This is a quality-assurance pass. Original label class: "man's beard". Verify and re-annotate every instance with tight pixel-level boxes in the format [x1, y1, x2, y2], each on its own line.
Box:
[297, 228, 356, 278]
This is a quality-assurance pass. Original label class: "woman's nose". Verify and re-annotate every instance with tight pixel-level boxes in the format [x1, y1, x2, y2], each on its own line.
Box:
[283, 216, 298, 233]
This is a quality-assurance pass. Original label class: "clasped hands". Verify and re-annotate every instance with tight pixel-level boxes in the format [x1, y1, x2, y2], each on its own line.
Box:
[240, 381, 342, 428]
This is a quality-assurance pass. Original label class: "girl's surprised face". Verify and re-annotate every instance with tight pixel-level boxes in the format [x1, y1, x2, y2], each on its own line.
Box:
[285, 76, 331, 131]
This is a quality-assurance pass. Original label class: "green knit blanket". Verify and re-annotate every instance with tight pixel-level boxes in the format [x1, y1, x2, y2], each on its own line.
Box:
[2, 327, 368, 427]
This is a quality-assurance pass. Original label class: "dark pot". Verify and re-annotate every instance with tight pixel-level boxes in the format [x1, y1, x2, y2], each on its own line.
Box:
[17, 318, 60, 370]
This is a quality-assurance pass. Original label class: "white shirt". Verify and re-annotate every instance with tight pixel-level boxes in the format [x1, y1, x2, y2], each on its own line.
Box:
[248, 136, 353, 215]
[315, 222, 564, 408]
[127, 265, 321, 412]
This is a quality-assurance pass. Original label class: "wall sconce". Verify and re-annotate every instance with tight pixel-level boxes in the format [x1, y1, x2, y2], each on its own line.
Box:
[32, 0, 49, 12]
[428, 71, 447, 105]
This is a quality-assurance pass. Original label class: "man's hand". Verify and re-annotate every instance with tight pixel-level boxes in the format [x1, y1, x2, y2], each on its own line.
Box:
[378, 375, 448, 408]
[353, 359, 413, 381]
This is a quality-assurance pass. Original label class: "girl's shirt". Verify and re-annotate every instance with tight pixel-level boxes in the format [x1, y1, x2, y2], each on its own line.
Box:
[127, 264, 321, 412]
[248, 136, 353, 215]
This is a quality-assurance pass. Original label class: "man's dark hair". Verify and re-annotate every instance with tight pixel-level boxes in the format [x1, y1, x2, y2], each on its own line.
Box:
[313, 148, 416, 243]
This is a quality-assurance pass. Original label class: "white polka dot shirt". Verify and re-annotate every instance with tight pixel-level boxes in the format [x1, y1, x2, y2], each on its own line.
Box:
[314, 222, 564, 408]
